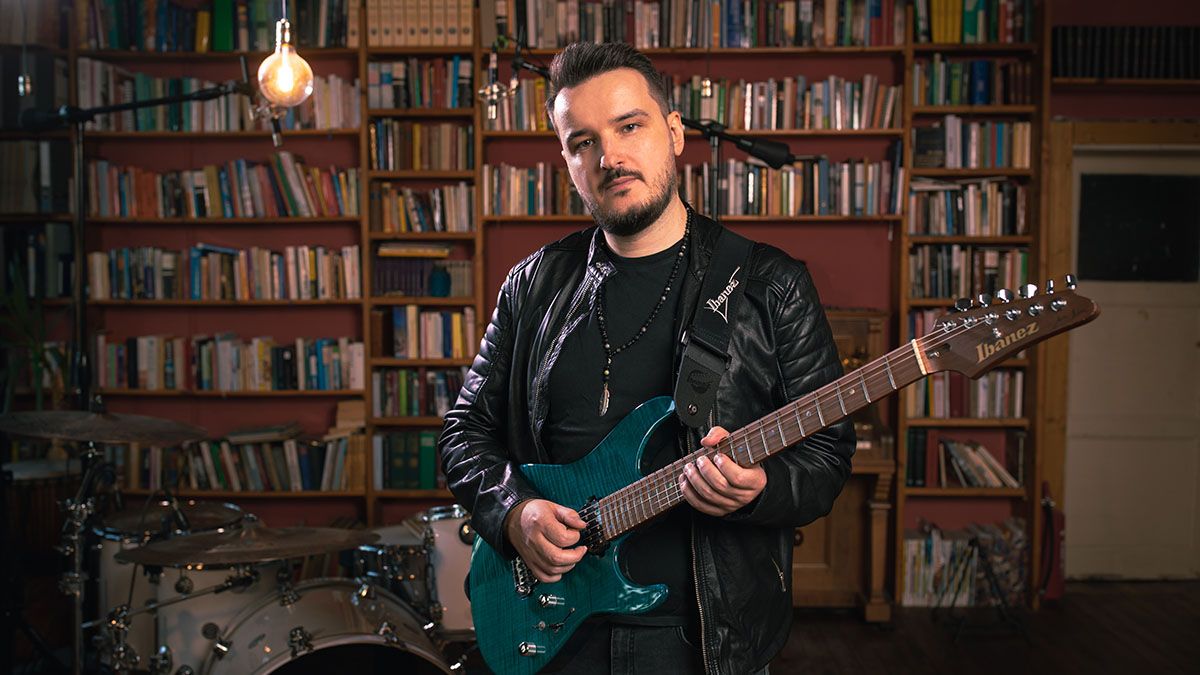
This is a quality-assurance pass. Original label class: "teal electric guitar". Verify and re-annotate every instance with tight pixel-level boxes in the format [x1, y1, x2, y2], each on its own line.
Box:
[469, 280, 1099, 674]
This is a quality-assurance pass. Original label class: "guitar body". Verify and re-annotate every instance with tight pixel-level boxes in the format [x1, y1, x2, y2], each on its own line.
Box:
[469, 396, 677, 675]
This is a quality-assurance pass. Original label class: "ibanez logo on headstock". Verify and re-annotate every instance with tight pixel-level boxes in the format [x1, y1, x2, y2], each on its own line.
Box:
[975, 322, 1038, 363]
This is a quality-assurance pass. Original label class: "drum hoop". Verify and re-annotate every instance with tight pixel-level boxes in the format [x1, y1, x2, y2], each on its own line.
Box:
[252, 633, 451, 675]
[420, 504, 468, 523]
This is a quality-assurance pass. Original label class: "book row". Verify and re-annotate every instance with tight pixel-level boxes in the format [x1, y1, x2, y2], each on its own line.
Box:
[912, 56, 1033, 106]
[1052, 25, 1200, 80]
[0, 141, 71, 214]
[125, 434, 367, 494]
[79, 0, 357, 52]
[481, 163, 588, 217]
[87, 153, 360, 219]
[0, 223, 73, 298]
[907, 177, 1027, 237]
[77, 59, 360, 132]
[372, 368, 469, 419]
[907, 244, 1028, 299]
[372, 430, 445, 491]
[367, 120, 475, 171]
[905, 369, 1025, 419]
[486, 0, 906, 49]
[911, 0, 1034, 45]
[366, 0, 474, 48]
[913, 117, 1032, 170]
[372, 257, 473, 298]
[680, 152, 905, 217]
[905, 428, 1026, 488]
[93, 333, 366, 393]
[0, 52, 68, 130]
[901, 518, 1027, 608]
[86, 244, 362, 301]
[366, 57, 475, 110]
[670, 73, 903, 132]
[369, 182, 475, 234]
[371, 306, 479, 360]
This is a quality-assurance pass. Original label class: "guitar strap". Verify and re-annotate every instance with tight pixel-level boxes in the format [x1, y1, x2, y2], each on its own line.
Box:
[673, 226, 755, 431]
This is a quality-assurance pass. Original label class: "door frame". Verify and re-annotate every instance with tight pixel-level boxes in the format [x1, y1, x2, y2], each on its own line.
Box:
[1040, 121, 1200, 583]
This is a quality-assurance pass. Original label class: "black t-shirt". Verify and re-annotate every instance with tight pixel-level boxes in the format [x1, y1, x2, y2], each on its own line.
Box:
[543, 234, 695, 624]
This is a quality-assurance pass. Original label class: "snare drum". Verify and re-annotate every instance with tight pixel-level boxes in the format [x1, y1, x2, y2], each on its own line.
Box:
[202, 577, 451, 674]
[93, 500, 245, 664]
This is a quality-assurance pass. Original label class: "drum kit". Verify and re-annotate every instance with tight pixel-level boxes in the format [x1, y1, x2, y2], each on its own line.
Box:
[0, 410, 478, 675]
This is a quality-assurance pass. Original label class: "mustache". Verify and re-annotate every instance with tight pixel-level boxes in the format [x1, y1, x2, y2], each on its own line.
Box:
[601, 169, 643, 189]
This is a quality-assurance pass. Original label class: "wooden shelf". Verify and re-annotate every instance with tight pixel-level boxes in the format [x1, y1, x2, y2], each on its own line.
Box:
[89, 216, 360, 225]
[122, 488, 366, 498]
[912, 105, 1037, 115]
[371, 358, 472, 367]
[368, 108, 475, 117]
[904, 487, 1025, 498]
[374, 489, 454, 498]
[369, 296, 474, 307]
[370, 416, 446, 427]
[910, 168, 1033, 177]
[0, 213, 73, 223]
[907, 235, 1033, 245]
[367, 170, 474, 179]
[483, 214, 902, 224]
[912, 43, 1038, 53]
[482, 214, 591, 223]
[516, 46, 903, 57]
[79, 48, 359, 61]
[95, 389, 363, 398]
[0, 129, 70, 140]
[89, 299, 361, 307]
[86, 129, 359, 140]
[368, 231, 476, 241]
[906, 418, 1031, 428]
[367, 46, 473, 56]
[1052, 77, 1200, 90]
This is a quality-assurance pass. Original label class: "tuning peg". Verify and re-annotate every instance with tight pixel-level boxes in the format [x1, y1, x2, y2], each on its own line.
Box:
[1065, 274, 1077, 290]
[953, 298, 973, 312]
[995, 289, 1013, 303]
[1045, 279, 1055, 294]
[1017, 283, 1038, 299]
[976, 292, 993, 307]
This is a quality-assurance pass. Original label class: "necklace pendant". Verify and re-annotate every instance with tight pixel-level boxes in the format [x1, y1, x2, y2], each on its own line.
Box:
[599, 382, 610, 416]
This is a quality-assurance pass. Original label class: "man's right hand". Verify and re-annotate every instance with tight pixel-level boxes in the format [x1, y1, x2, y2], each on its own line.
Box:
[504, 499, 588, 583]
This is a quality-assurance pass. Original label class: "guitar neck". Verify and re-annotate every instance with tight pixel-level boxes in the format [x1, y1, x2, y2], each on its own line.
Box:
[596, 340, 930, 541]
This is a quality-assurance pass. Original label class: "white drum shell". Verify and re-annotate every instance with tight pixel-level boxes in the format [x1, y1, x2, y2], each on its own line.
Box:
[158, 564, 279, 672]
[418, 508, 473, 636]
[95, 536, 158, 664]
[202, 578, 449, 675]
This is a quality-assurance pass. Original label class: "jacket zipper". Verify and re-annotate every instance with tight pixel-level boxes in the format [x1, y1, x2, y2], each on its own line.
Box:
[687, 425, 714, 674]
[769, 553, 786, 593]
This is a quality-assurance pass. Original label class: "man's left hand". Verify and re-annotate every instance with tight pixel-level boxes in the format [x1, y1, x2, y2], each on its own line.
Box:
[679, 426, 767, 517]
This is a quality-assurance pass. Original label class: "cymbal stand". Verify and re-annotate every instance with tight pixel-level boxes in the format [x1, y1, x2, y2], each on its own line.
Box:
[58, 441, 104, 675]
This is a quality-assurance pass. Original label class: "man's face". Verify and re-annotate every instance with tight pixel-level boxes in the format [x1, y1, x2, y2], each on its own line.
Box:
[552, 68, 685, 237]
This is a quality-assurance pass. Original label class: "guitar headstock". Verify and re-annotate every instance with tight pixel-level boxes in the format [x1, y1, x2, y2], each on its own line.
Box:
[918, 276, 1100, 378]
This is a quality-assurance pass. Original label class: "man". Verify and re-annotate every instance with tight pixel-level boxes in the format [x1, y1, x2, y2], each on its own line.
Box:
[439, 42, 854, 674]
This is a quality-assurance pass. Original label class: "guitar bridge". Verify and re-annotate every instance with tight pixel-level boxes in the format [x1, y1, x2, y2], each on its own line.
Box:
[512, 558, 538, 597]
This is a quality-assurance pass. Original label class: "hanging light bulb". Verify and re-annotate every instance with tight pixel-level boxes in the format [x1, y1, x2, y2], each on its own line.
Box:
[700, 77, 714, 99]
[257, 2, 313, 107]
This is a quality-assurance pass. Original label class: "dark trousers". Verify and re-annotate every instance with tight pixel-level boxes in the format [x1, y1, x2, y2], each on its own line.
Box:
[541, 622, 770, 675]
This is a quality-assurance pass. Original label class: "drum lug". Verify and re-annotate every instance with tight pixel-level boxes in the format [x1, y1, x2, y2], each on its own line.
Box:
[356, 579, 377, 601]
[376, 620, 399, 644]
[211, 637, 232, 660]
[279, 582, 300, 607]
[288, 626, 314, 657]
[148, 644, 173, 675]
[175, 667, 195, 675]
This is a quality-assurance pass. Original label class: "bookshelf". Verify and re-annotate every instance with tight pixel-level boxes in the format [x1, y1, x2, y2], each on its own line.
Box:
[0, 0, 1061, 615]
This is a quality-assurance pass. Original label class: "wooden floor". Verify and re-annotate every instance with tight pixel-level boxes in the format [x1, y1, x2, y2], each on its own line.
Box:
[11, 581, 1200, 673]
[774, 581, 1200, 675]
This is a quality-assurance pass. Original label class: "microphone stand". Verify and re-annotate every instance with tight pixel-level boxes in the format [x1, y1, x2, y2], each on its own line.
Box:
[21, 57, 266, 417]
[507, 47, 821, 217]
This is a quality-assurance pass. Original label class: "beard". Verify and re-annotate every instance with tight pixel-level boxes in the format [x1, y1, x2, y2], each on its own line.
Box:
[584, 161, 678, 238]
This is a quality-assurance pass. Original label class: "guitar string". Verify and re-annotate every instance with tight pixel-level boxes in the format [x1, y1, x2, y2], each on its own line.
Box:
[591, 311, 1034, 539]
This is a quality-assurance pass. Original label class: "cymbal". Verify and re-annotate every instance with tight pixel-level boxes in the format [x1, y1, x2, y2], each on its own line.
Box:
[0, 411, 207, 445]
[115, 524, 380, 568]
[97, 501, 244, 540]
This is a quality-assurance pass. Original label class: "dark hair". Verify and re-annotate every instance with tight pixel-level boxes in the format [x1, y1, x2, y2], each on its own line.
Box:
[544, 42, 671, 122]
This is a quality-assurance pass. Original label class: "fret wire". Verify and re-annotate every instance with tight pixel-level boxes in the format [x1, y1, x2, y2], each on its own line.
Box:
[775, 415, 786, 450]
[835, 380, 848, 416]
[884, 354, 897, 389]
[860, 369, 871, 403]
[757, 424, 769, 462]
[794, 403, 806, 437]
[815, 394, 826, 427]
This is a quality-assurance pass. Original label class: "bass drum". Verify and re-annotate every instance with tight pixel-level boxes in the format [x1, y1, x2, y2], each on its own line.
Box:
[202, 578, 450, 675]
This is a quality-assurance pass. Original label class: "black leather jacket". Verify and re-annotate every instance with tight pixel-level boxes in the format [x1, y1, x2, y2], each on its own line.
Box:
[439, 207, 855, 674]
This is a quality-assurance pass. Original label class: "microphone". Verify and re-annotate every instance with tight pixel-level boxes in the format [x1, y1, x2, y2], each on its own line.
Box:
[164, 487, 191, 532]
[20, 106, 68, 130]
[269, 113, 284, 148]
[478, 46, 503, 121]
[240, 54, 284, 147]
